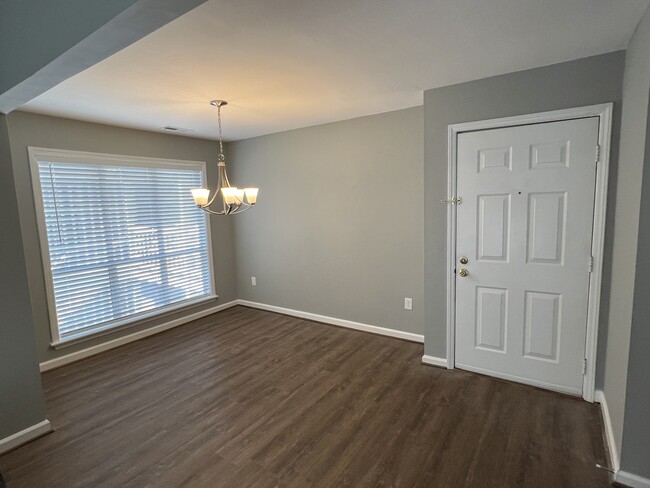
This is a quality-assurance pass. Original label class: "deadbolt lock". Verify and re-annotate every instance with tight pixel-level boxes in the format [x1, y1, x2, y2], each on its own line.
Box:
[459, 268, 469, 277]
[459, 256, 468, 265]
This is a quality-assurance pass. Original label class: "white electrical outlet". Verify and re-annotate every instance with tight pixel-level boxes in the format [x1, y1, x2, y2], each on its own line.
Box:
[404, 297, 413, 310]
[251, 276, 256, 286]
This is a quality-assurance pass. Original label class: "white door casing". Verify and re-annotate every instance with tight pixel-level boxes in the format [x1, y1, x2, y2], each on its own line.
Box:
[446, 105, 612, 401]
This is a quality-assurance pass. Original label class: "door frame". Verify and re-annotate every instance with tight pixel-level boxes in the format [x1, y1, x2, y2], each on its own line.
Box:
[445, 103, 613, 402]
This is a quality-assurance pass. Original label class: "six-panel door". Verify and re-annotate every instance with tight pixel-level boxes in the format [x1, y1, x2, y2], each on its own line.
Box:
[454, 117, 599, 395]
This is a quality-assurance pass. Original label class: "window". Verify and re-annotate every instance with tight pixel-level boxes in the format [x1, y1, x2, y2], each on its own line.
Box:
[29, 148, 215, 345]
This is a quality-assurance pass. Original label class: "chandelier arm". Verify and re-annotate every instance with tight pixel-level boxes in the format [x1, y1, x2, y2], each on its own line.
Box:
[219, 162, 232, 214]
[220, 189, 228, 214]
[222, 167, 232, 187]
[199, 201, 245, 215]
[198, 206, 227, 216]
[204, 164, 224, 208]
[229, 204, 253, 215]
[205, 190, 220, 208]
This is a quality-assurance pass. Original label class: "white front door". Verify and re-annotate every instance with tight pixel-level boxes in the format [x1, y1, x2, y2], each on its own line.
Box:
[454, 117, 599, 395]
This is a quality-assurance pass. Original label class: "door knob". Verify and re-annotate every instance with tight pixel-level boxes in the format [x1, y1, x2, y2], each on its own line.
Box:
[459, 256, 468, 264]
[459, 268, 469, 277]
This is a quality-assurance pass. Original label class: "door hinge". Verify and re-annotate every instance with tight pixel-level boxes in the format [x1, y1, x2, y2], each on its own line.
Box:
[587, 256, 594, 273]
[583, 358, 588, 375]
[595, 144, 600, 164]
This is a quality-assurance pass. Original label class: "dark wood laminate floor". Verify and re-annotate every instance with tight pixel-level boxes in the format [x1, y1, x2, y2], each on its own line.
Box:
[1, 306, 613, 488]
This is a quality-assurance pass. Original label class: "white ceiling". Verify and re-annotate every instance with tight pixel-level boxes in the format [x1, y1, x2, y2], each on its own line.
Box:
[20, 0, 650, 141]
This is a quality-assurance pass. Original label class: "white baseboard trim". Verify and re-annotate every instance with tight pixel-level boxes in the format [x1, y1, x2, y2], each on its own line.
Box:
[0, 420, 51, 454]
[615, 471, 650, 488]
[39, 299, 423, 372]
[39, 300, 239, 372]
[421, 355, 447, 368]
[594, 389, 620, 473]
[236, 300, 425, 343]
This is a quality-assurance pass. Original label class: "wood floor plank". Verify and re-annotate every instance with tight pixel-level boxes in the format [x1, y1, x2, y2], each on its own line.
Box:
[0, 306, 613, 487]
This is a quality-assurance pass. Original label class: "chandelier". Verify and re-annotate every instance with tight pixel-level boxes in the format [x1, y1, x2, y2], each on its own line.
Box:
[191, 100, 259, 215]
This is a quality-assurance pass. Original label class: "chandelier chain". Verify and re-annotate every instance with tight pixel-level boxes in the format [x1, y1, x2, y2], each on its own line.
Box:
[217, 103, 225, 161]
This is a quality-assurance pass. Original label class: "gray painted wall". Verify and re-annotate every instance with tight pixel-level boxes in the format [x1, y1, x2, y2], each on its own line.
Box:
[228, 107, 424, 335]
[0, 0, 136, 94]
[0, 114, 47, 439]
[7, 112, 238, 363]
[603, 7, 650, 460]
[423, 51, 625, 365]
[620, 83, 650, 479]
[620, 5, 650, 479]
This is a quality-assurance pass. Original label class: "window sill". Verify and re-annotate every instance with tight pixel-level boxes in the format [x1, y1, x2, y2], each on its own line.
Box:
[50, 294, 219, 349]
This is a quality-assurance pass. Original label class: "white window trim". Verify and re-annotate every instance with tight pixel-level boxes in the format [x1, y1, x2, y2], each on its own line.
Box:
[28, 147, 218, 346]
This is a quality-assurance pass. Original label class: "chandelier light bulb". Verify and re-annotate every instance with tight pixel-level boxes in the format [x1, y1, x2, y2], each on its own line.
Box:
[191, 188, 210, 207]
[221, 187, 237, 205]
[244, 188, 259, 205]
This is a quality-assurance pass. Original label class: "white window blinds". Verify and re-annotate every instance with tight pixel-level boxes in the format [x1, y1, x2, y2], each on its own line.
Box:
[31, 149, 214, 344]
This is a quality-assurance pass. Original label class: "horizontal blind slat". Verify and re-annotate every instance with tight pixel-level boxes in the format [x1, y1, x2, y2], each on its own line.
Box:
[52, 262, 209, 294]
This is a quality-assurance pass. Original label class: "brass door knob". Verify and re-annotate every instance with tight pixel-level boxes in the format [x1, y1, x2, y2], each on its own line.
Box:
[459, 268, 469, 277]
[459, 256, 468, 264]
